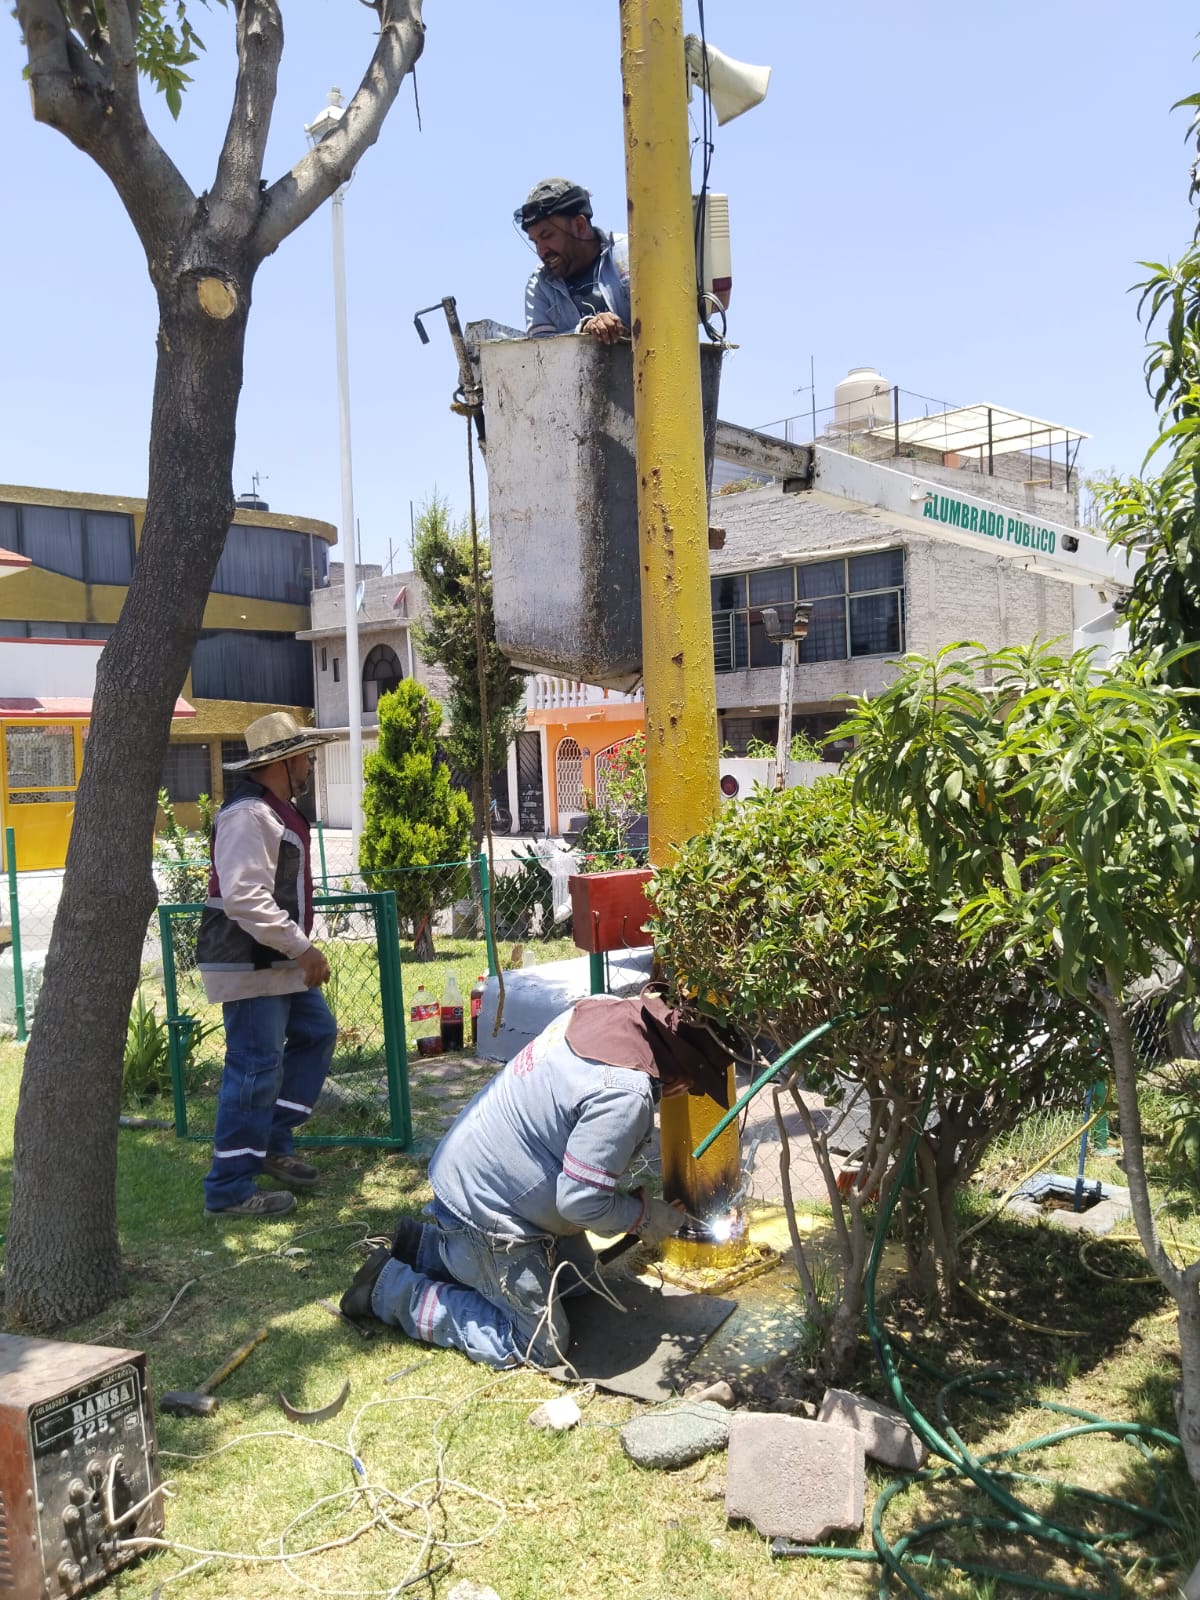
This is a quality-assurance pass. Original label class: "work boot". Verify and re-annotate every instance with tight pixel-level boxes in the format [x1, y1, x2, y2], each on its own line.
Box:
[204, 1188, 297, 1219]
[391, 1216, 425, 1266]
[340, 1245, 390, 1321]
[264, 1153, 320, 1190]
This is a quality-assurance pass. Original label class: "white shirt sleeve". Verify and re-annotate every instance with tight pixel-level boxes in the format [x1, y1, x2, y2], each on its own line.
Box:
[213, 804, 311, 960]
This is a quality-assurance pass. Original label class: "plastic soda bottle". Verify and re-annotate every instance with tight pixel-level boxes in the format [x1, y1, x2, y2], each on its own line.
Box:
[469, 974, 487, 1046]
[409, 982, 440, 1054]
[440, 971, 465, 1051]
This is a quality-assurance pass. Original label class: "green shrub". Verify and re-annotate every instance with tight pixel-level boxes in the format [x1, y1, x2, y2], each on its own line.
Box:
[359, 681, 473, 956]
[154, 788, 215, 904]
[123, 989, 171, 1102]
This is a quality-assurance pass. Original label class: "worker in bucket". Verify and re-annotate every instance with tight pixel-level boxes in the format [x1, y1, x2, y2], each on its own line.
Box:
[196, 712, 339, 1219]
[340, 988, 733, 1367]
[518, 177, 631, 344]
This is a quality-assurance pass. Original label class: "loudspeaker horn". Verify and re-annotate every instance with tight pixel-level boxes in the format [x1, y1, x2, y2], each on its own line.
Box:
[684, 35, 771, 126]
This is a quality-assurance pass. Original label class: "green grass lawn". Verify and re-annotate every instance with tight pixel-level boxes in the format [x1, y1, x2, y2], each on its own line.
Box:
[0, 1038, 1195, 1598]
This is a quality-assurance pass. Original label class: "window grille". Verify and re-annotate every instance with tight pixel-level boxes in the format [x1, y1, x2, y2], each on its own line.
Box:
[711, 548, 905, 673]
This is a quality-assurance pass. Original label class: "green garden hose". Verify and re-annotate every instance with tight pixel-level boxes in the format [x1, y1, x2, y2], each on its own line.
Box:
[696, 1012, 1187, 1591]
[769, 1071, 1185, 1595]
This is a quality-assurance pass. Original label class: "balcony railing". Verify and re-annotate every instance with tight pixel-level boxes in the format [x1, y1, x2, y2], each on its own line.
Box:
[529, 675, 645, 712]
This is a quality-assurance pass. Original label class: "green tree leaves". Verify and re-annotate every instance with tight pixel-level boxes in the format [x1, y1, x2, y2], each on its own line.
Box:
[358, 679, 473, 944]
[411, 496, 527, 828]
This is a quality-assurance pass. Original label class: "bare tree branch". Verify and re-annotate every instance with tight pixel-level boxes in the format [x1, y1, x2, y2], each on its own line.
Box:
[209, 0, 284, 242]
[105, 0, 139, 107]
[16, 0, 195, 266]
[253, 0, 425, 261]
[17, 0, 105, 118]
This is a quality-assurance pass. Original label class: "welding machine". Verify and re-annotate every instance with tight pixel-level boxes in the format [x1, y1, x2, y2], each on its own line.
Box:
[0, 1334, 162, 1598]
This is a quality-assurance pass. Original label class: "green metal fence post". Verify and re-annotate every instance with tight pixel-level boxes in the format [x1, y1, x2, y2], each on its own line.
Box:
[375, 889, 411, 1147]
[479, 850, 499, 978]
[315, 820, 329, 894]
[158, 905, 191, 1138]
[4, 827, 27, 1042]
[589, 952, 605, 995]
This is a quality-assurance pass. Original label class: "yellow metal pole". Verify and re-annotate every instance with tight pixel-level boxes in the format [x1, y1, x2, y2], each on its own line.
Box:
[619, 0, 739, 1237]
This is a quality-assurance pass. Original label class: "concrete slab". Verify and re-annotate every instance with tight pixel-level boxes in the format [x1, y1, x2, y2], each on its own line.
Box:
[725, 1414, 864, 1541]
[620, 1401, 731, 1469]
[474, 951, 654, 1063]
[550, 1275, 736, 1401]
[1008, 1172, 1132, 1235]
[817, 1387, 926, 1470]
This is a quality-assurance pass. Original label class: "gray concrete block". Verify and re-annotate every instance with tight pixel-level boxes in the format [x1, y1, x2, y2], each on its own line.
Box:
[725, 1414, 864, 1540]
[620, 1401, 731, 1470]
[817, 1388, 926, 1471]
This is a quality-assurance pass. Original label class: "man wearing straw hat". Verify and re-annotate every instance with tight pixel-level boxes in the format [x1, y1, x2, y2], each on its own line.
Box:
[196, 712, 340, 1218]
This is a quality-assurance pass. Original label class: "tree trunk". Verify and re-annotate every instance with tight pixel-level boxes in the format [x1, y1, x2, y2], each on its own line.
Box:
[5, 256, 252, 1329]
[1097, 982, 1200, 1482]
[1177, 1292, 1200, 1482]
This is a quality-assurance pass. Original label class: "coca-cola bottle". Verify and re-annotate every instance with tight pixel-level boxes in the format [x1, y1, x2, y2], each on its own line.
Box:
[469, 974, 487, 1047]
[440, 970, 465, 1052]
[409, 982, 440, 1055]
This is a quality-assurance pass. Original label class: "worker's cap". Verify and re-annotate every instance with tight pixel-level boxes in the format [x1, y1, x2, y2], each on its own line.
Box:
[224, 711, 338, 772]
[514, 178, 593, 230]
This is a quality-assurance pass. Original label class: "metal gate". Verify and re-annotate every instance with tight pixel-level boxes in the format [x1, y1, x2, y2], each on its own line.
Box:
[321, 731, 377, 829]
[515, 731, 545, 834]
[157, 889, 411, 1148]
[594, 737, 637, 811]
[555, 736, 584, 829]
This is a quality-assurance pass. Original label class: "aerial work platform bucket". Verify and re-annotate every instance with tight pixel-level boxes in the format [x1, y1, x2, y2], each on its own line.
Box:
[479, 335, 723, 692]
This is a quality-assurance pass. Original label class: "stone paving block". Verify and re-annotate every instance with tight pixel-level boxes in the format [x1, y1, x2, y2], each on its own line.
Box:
[817, 1387, 926, 1470]
[620, 1401, 731, 1469]
[725, 1413, 864, 1540]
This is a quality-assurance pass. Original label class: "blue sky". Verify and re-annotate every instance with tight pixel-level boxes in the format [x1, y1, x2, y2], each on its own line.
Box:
[2, 2, 1197, 572]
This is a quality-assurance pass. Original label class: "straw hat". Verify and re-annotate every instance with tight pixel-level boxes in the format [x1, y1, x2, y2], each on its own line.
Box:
[223, 712, 339, 773]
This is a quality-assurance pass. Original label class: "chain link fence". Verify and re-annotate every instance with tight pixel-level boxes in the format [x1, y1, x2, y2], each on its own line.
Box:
[158, 890, 410, 1149]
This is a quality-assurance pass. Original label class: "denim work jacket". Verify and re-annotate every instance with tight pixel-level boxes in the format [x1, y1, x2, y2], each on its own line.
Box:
[524, 230, 631, 337]
[430, 1009, 651, 1241]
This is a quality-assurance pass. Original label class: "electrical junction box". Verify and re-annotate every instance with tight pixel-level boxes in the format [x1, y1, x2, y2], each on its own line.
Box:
[0, 1334, 162, 1599]
[569, 869, 655, 954]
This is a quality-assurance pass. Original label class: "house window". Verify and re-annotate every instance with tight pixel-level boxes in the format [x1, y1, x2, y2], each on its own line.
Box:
[321, 647, 328, 672]
[333, 658, 341, 683]
[1, 502, 135, 585]
[362, 644, 404, 712]
[191, 630, 314, 705]
[711, 549, 905, 672]
[0, 620, 115, 640]
[211, 525, 327, 604]
[161, 743, 212, 802]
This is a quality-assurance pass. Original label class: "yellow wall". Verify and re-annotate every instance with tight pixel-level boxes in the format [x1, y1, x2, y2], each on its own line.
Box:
[1, 484, 337, 860]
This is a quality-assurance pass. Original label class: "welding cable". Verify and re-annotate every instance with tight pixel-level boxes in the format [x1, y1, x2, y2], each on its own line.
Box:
[518, 1249, 632, 1377]
[773, 1072, 1185, 1595]
[148, 1377, 533, 1593]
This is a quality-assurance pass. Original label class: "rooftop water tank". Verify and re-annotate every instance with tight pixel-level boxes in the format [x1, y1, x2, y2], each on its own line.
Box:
[480, 336, 723, 691]
[833, 366, 892, 432]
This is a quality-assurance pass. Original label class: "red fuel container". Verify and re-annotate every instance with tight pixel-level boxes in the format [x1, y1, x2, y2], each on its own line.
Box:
[569, 868, 655, 954]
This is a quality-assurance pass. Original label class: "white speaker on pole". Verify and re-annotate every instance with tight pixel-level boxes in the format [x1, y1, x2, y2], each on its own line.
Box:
[684, 35, 771, 126]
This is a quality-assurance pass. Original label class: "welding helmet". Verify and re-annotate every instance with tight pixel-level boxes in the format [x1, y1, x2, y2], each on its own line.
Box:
[639, 985, 736, 1107]
[515, 178, 593, 230]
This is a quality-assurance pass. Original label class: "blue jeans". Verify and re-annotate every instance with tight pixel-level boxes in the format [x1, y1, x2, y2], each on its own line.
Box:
[371, 1200, 597, 1368]
[203, 988, 337, 1210]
